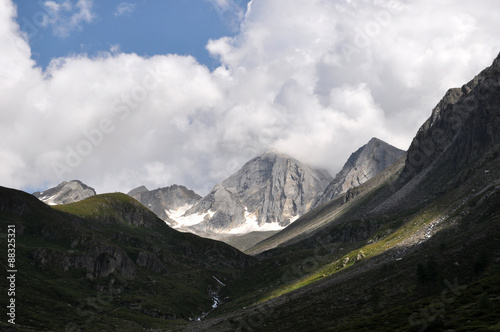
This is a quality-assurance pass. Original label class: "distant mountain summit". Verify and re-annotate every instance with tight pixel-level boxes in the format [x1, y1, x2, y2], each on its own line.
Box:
[177, 151, 333, 234]
[127, 184, 202, 226]
[33, 180, 96, 205]
[315, 138, 405, 206]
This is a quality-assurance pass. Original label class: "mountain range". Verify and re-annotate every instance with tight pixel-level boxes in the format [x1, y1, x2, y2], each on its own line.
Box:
[4, 52, 500, 331]
[127, 184, 202, 227]
[31, 138, 403, 249]
[181, 151, 332, 233]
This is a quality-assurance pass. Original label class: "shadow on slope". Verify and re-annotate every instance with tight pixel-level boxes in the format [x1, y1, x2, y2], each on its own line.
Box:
[0, 188, 255, 331]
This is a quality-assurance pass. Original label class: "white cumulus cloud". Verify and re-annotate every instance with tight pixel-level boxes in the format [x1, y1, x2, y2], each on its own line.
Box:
[1, 0, 500, 195]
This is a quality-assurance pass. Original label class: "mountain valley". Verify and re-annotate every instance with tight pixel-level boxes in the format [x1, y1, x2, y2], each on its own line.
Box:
[1, 52, 500, 331]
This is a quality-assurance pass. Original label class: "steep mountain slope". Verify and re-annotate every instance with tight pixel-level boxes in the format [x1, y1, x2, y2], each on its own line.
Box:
[127, 184, 201, 226]
[178, 151, 332, 234]
[314, 137, 404, 206]
[246, 153, 406, 255]
[404, 54, 500, 180]
[0, 186, 254, 331]
[33, 180, 96, 205]
[176, 53, 500, 331]
[372, 51, 500, 214]
[248, 54, 500, 255]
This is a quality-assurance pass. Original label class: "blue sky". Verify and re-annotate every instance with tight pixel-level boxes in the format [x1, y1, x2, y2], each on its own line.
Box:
[14, 0, 249, 69]
[2, 0, 500, 195]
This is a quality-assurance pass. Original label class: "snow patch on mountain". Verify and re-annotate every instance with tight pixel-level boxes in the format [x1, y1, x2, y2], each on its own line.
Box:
[169, 208, 216, 228]
[227, 207, 299, 234]
[166, 204, 193, 219]
[39, 194, 57, 205]
[227, 219, 284, 234]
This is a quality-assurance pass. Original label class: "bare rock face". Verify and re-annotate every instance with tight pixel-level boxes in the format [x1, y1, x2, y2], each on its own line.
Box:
[315, 138, 405, 206]
[186, 183, 247, 232]
[33, 180, 96, 205]
[184, 151, 333, 233]
[401, 52, 500, 183]
[127, 184, 202, 223]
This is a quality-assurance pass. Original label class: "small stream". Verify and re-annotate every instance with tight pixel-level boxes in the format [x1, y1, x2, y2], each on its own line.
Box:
[194, 276, 225, 321]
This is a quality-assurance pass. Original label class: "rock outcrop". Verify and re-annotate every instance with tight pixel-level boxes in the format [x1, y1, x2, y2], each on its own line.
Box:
[401, 52, 500, 183]
[33, 180, 96, 205]
[183, 151, 332, 233]
[127, 184, 202, 223]
[315, 138, 405, 206]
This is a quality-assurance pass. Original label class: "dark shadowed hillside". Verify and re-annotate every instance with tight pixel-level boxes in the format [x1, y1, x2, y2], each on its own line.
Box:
[0, 187, 254, 331]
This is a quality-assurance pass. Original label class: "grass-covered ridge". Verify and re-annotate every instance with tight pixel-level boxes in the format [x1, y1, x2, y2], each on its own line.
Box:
[54, 192, 138, 216]
[54, 192, 163, 228]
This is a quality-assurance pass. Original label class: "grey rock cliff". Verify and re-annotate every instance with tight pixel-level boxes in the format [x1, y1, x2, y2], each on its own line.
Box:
[401, 52, 500, 182]
[315, 138, 405, 206]
[33, 180, 96, 205]
[186, 151, 332, 233]
[127, 184, 202, 223]
[371, 52, 500, 215]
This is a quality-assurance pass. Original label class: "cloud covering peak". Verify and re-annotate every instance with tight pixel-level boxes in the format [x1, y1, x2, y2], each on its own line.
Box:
[1, 0, 500, 195]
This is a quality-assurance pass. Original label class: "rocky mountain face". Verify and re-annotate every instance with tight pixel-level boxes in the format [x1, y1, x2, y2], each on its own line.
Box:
[401, 52, 500, 183]
[180, 151, 332, 234]
[33, 180, 96, 205]
[249, 53, 500, 256]
[315, 137, 405, 206]
[366, 52, 500, 214]
[127, 184, 201, 225]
